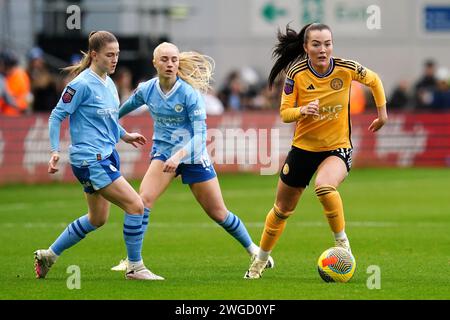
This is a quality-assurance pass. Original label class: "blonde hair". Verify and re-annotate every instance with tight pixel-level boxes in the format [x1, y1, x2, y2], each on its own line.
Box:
[178, 51, 215, 93]
[153, 42, 214, 93]
[63, 30, 118, 76]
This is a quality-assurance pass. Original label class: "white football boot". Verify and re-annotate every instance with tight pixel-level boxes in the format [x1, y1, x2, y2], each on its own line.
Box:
[251, 254, 275, 269]
[244, 256, 268, 279]
[111, 258, 128, 271]
[335, 237, 352, 254]
[34, 249, 57, 279]
[125, 262, 164, 281]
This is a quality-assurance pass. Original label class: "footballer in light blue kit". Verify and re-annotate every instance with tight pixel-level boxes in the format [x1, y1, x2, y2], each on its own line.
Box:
[34, 31, 163, 281]
[119, 76, 214, 183]
[49, 68, 124, 174]
[111, 42, 274, 273]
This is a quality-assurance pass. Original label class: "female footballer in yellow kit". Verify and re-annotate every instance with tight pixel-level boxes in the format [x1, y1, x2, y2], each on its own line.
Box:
[245, 23, 388, 279]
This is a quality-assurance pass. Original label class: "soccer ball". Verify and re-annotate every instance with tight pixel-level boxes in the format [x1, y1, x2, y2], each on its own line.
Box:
[317, 247, 356, 283]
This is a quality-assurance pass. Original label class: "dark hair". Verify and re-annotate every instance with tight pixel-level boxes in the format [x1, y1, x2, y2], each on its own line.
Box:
[63, 30, 118, 76]
[0, 48, 19, 68]
[424, 59, 435, 68]
[268, 23, 332, 87]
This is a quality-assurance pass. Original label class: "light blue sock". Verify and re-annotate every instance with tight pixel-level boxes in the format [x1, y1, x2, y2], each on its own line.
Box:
[142, 207, 150, 235]
[218, 211, 253, 249]
[50, 214, 96, 256]
[123, 213, 144, 262]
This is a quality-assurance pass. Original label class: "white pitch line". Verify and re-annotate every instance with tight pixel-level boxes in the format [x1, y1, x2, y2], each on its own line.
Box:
[0, 201, 76, 212]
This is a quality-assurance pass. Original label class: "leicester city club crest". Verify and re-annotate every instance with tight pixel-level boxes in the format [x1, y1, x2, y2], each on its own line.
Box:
[330, 78, 343, 90]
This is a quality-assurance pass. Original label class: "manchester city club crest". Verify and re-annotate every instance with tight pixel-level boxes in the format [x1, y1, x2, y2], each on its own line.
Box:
[174, 104, 184, 113]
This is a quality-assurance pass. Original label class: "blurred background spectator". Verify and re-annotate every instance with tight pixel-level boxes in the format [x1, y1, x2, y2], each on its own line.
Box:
[414, 59, 437, 110]
[26, 47, 59, 113]
[388, 79, 411, 111]
[430, 67, 450, 111]
[350, 81, 367, 114]
[219, 70, 246, 111]
[251, 77, 283, 111]
[0, 67, 17, 110]
[0, 49, 31, 116]
[203, 88, 225, 115]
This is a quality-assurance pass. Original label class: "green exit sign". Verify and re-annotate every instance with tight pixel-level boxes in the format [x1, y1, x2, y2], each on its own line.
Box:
[261, 3, 287, 22]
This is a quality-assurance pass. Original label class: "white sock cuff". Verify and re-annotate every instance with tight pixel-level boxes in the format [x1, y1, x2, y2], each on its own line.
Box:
[128, 259, 143, 266]
[246, 243, 259, 256]
[334, 231, 347, 240]
[48, 248, 59, 258]
[257, 249, 271, 261]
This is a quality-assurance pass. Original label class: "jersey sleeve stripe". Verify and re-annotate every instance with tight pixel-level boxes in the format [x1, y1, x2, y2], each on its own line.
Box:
[286, 60, 308, 78]
[335, 61, 356, 68]
[335, 63, 356, 71]
[335, 60, 356, 66]
[287, 64, 308, 79]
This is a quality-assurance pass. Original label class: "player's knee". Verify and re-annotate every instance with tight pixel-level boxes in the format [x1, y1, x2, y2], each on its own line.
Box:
[273, 203, 294, 219]
[206, 206, 228, 223]
[314, 184, 337, 197]
[126, 199, 144, 215]
[315, 176, 339, 189]
[140, 192, 155, 208]
[89, 216, 107, 228]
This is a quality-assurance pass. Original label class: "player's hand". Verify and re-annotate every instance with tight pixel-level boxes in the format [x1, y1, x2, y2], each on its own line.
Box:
[48, 151, 60, 174]
[300, 99, 320, 116]
[163, 150, 185, 173]
[368, 117, 387, 132]
[162, 158, 179, 173]
[369, 106, 388, 132]
[122, 132, 147, 148]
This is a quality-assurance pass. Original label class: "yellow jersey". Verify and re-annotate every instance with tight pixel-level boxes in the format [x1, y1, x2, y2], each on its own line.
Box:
[280, 57, 386, 152]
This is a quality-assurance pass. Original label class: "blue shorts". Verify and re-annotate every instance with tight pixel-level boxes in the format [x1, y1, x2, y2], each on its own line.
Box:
[152, 153, 217, 185]
[71, 150, 122, 193]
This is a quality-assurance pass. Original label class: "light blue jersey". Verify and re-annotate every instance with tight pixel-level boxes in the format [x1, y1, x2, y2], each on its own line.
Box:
[119, 77, 208, 165]
[49, 68, 125, 167]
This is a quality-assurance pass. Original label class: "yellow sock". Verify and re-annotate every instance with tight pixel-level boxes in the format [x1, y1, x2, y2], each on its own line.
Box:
[260, 205, 291, 252]
[315, 185, 345, 233]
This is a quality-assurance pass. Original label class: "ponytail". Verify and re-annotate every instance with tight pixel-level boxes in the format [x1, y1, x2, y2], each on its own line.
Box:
[178, 51, 214, 93]
[63, 50, 91, 76]
[268, 23, 332, 88]
[153, 42, 214, 93]
[268, 24, 310, 88]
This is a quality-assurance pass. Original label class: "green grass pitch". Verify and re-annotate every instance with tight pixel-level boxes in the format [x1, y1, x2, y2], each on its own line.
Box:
[0, 168, 449, 300]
